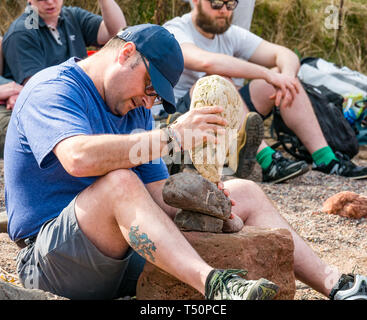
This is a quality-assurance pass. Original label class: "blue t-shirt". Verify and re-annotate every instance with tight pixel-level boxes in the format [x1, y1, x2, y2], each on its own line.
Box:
[4, 58, 169, 241]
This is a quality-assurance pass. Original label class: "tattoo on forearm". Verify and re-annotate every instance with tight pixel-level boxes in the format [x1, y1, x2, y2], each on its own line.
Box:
[128, 226, 157, 262]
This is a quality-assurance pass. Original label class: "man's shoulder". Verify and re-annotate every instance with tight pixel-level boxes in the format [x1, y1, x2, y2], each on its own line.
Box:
[61, 5, 86, 17]
[222, 24, 248, 38]
[163, 12, 191, 29]
[221, 24, 264, 43]
[3, 12, 34, 39]
[61, 5, 99, 21]
[26, 59, 81, 90]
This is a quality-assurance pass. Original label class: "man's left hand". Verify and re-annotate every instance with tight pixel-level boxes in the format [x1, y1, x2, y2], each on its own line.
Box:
[6, 94, 19, 110]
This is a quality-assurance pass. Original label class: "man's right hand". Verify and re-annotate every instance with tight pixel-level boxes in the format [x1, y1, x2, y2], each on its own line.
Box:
[169, 105, 228, 151]
[266, 71, 300, 108]
[0, 81, 23, 102]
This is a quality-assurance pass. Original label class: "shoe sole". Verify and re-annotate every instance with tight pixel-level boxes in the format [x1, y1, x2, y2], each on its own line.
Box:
[235, 113, 264, 179]
[335, 275, 367, 300]
[349, 173, 367, 180]
[312, 169, 367, 180]
[245, 278, 279, 300]
[266, 163, 309, 184]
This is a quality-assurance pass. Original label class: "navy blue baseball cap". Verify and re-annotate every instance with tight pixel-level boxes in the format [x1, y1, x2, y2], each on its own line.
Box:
[117, 24, 184, 114]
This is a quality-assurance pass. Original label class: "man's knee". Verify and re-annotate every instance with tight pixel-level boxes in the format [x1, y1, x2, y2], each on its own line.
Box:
[101, 169, 144, 198]
[226, 178, 262, 197]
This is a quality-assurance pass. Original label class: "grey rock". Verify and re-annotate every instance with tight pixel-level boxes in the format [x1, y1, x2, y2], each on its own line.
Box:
[162, 172, 231, 220]
[0, 280, 66, 300]
[222, 214, 244, 233]
[174, 210, 223, 233]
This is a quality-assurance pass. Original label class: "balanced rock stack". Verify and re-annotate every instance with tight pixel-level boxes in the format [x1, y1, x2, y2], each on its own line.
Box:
[162, 171, 244, 233]
[189, 75, 245, 183]
[163, 75, 247, 233]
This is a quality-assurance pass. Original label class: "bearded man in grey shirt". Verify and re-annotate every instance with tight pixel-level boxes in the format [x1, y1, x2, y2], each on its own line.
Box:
[164, 0, 367, 183]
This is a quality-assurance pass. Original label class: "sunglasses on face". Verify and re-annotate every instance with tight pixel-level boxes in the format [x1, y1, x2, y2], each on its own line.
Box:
[140, 54, 163, 105]
[207, 0, 238, 10]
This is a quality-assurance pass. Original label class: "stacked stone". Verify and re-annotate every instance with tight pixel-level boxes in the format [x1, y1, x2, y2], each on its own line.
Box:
[162, 171, 243, 233]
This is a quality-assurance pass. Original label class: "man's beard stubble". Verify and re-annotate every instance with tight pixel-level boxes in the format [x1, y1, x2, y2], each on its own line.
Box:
[195, 0, 233, 35]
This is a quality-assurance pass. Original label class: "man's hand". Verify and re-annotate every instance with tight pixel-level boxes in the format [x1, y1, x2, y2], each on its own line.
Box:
[266, 71, 301, 108]
[169, 105, 228, 150]
[6, 94, 19, 110]
[0, 81, 22, 101]
[217, 180, 236, 208]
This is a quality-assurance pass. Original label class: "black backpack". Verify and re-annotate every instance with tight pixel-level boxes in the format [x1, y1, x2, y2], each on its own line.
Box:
[271, 81, 359, 163]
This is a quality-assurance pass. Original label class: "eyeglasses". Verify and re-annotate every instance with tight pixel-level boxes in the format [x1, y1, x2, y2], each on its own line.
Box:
[207, 0, 238, 11]
[140, 53, 163, 105]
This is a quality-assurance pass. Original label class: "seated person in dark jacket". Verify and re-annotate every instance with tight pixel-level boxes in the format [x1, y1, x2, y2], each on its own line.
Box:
[2, 0, 127, 85]
[0, 0, 126, 157]
[0, 35, 22, 157]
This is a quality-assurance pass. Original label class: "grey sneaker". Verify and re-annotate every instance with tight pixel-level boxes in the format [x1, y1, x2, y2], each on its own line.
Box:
[205, 269, 279, 300]
[262, 151, 309, 184]
[329, 274, 367, 300]
[312, 152, 367, 180]
[233, 112, 264, 179]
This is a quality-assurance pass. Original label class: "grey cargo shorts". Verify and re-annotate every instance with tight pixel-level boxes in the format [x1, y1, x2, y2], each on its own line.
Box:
[16, 196, 146, 300]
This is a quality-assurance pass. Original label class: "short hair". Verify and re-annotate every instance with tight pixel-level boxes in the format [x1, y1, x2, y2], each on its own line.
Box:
[101, 35, 127, 51]
[101, 26, 130, 51]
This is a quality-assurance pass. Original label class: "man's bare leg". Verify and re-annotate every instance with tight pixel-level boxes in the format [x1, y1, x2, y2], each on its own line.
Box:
[249, 79, 328, 154]
[224, 178, 341, 297]
[74, 169, 213, 295]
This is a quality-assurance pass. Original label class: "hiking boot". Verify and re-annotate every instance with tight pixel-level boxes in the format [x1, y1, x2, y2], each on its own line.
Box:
[157, 111, 183, 129]
[228, 112, 263, 179]
[205, 269, 279, 300]
[262, 151, 309, 184]
[329, 274, 367, 300]
[312, 151, 367, 180]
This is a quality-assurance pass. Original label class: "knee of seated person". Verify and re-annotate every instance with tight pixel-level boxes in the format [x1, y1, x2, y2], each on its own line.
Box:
[103, 169, 143, 195]
[238, 178, 259, 190]
[230, 178, 260, 193]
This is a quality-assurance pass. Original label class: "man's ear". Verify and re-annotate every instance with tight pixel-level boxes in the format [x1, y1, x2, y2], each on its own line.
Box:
[117, 42, 137, 66]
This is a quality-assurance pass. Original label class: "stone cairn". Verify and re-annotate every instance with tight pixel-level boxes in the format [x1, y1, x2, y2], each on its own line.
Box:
[162, 171, 244, 234]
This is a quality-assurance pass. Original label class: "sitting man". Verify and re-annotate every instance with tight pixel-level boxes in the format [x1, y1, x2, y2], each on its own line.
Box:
[0, 0, 126, 157]
[2, 0, 127, 85]
[163, 0, 367, 183]
[185, 0, 256, 30]
[5, 24, 366, 300]
[0, 35, 22, 157]
[0, 35, 22, 110]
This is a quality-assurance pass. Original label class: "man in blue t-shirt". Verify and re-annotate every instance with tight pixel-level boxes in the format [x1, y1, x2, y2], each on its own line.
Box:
[4, 24, 282, 300]
[6, 24, 366, 302]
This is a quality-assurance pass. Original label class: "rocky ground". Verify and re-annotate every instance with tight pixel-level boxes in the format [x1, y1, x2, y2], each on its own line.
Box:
[0, 142, 366, 300]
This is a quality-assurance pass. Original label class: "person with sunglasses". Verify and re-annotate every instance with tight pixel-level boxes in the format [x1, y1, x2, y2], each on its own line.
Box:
[163, 0, 367, 184]
[162, 0, 367, 301]
[4, 24, 282, 300]
[5, 23, 367, 301]
[185, 0, 256, 31]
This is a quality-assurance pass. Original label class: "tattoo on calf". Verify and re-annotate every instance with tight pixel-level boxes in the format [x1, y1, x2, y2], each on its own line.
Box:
[128, 226, 157, 262]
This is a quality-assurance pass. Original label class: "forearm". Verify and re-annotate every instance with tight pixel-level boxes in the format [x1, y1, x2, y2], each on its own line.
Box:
[98, 0, 127, 35]
[0, 56, 3, 76]
[275, 48, 300, 77]
[54, 129, 171, 177]
[193, 53, 271, 82]
[0, 37, 3, 75]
